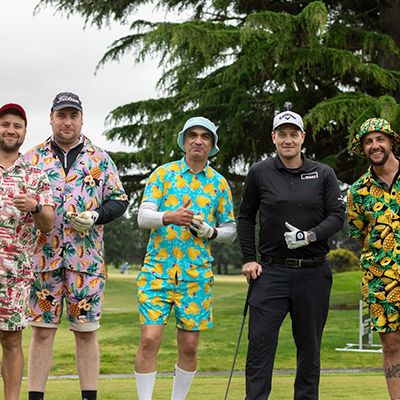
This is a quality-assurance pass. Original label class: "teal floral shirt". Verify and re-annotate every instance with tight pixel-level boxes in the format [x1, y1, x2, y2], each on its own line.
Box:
[141, 158, 235, 281]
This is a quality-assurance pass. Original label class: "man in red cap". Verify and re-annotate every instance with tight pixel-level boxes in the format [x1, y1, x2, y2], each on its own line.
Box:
[348, 117, 400, 399]
[0, 103, 54, 400]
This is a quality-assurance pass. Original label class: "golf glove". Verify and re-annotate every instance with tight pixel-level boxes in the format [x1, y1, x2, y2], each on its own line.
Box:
[69, 211, 99, 233]
[284, 222, 310, 249]
[190, 220, 214, 239]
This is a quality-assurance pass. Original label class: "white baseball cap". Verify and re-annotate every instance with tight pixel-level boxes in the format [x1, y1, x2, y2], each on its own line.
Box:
[273, 111, 304, 132]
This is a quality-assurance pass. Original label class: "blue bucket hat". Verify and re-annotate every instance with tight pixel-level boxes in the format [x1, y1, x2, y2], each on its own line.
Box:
[177, 116, 219, 157]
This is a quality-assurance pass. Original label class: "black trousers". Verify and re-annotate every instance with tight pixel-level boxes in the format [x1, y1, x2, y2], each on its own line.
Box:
[245, 261, 332, 400]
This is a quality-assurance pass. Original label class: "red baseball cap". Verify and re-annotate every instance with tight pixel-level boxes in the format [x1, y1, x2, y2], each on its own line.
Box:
[0, 103, 27, 127]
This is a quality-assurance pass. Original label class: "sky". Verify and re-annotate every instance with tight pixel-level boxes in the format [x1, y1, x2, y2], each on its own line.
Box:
[0, 1, 164, 152]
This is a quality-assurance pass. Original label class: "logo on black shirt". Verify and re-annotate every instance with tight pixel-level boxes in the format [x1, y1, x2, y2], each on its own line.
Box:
[301, 172, 318, 180]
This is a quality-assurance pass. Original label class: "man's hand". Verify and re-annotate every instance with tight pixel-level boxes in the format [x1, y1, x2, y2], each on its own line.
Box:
[284, 222, 310, 249]
[242, 261, 262, 283]
[162, 199, 194, 226]
[190, 216, 214, 239]
[68, 211, 99, 232]
[12, 185, 37, 212]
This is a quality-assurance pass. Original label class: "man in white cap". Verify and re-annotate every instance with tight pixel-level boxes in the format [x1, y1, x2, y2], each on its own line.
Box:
[134, 116, 236, 400]
[238, 111, 345, 399]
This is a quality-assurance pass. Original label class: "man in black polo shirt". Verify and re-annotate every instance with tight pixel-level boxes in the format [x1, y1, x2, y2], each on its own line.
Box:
[238, 110, 345, 400]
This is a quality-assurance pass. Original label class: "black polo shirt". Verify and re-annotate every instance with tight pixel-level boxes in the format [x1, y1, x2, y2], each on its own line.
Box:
[238, 155, 345, 263]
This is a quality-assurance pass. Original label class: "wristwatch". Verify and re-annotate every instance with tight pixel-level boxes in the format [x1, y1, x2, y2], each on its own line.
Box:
[307, 231, 317, 243]
[31, 202, 42, 214]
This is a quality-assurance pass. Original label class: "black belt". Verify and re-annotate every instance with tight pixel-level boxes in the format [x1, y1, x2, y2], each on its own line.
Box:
[262, 256, 326, 268]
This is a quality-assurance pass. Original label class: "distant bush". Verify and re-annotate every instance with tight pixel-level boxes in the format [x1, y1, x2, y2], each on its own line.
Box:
[327, 248, 359, 273]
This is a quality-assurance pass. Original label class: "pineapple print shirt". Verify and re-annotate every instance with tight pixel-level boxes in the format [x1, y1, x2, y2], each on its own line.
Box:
[141, 157, 235, 281]
[348, 166, 400, 270]
[0, 155, 54, 278]
[24, 136, 128, 278]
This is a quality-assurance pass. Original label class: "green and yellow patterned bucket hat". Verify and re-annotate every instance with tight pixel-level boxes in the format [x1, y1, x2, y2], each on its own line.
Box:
[350, 117, 399, 156]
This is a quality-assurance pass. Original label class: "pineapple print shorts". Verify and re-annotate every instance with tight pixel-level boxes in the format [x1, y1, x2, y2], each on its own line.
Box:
[136, 272, 214, 331]
[29, 268, 105, 332]
[363, 268, 400, 332]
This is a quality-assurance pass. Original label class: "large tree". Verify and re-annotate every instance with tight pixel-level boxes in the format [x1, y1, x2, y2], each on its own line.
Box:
[37, 0, 400, 192]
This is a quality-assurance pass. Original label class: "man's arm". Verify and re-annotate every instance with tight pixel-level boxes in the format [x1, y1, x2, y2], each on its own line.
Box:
[138, 200, 194, 229]
[12, 187, 54, 233]
[95, 199, 129, 224]
[309, 167, 345, 241]
[32, 205, 54, 233]
[237, 167, 259, 263]
[237, 167, 262, 280]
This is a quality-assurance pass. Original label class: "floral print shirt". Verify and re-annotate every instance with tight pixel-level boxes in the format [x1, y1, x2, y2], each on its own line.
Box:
[24, 136, 128, 278]
[348, 167, 400, 271]
[141, 157, 235, 281]
[0, 156, 54, 279]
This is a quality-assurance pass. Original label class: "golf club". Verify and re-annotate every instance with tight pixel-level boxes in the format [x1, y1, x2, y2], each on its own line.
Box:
[223, 279, 253, 400]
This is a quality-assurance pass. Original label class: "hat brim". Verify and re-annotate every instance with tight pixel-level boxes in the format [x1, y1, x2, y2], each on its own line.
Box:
[177, 127, 219, 157]
[52, 103, 83, 112]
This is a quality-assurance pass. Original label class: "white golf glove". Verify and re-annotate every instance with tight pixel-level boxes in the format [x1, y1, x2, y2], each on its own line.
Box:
[284, 222, 310, 249]
[190, 220, 214, 239]
[68, 211, 99, 233]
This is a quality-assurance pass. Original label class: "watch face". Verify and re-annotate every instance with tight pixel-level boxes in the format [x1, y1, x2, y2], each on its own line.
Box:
[296, 231, 305, 241]
[32, 203, 42, 214]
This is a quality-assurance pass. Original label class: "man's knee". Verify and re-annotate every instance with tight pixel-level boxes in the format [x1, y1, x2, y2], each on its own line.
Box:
[0, 331, 22, 352]
[74, 330, 97, 345]
[381, 332, 400, 356]
[178, 334, 199, 359]
[31, 327, 57, 343]
[139, 329, 163, 354]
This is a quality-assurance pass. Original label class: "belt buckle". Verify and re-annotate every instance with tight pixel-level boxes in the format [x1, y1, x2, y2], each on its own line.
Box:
[285, 258, 301, 268]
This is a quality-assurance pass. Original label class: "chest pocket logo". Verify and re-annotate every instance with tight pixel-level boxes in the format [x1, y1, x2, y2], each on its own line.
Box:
[301, 172, 318, 180]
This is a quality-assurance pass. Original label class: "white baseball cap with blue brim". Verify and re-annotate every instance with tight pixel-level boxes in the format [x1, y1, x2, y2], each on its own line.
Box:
[177, 116, 219, 157]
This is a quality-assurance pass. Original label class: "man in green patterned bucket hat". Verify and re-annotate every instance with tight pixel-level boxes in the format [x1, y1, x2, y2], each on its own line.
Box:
[350, 117, 399, 156]
[347, 116, 400, 399]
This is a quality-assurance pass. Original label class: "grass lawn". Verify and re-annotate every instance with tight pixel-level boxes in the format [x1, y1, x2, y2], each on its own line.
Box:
[1, 268, 388, 397]
[12, 374, 388, 399]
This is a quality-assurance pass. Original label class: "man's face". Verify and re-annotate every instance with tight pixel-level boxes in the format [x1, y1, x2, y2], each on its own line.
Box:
[0, 113, 26, 153]
[50, 107, 83, 147]
[362, 131, 393, 166]
[183, 126, 213, 163]
[272, 124, 305, 161]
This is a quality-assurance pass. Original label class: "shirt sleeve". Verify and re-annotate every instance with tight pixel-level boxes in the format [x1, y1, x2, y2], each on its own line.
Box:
[347, 186, 366, 238]
[311, 167, 345, 241]
[35, 171, 55, 208]
[95, 153, 129, 224]
[216, 177, 235, 225]
[138, 201, 165, 229]
[237, 166, 260, 264]
[141, 168, 165, 208]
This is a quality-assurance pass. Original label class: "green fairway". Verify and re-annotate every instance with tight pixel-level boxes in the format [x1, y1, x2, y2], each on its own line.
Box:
[1, 269, 388, 398]
[12, 374, 388, 399]
[15, 269, 383, 375]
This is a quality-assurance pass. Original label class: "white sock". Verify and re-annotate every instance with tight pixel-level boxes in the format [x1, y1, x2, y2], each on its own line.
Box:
[171, 364, 196, 400]
[135, 370, 157, 400]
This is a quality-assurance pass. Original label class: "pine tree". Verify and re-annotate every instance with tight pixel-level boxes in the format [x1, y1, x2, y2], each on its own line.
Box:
[36, 0, 400, 189]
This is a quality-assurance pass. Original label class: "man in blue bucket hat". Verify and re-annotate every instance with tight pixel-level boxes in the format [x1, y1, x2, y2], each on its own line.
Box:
[134, 116, 236, 400]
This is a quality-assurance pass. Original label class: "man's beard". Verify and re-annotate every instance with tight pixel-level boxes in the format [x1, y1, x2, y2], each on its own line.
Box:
[367, 148, 390, 166]
[0, 136, 22, 153]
